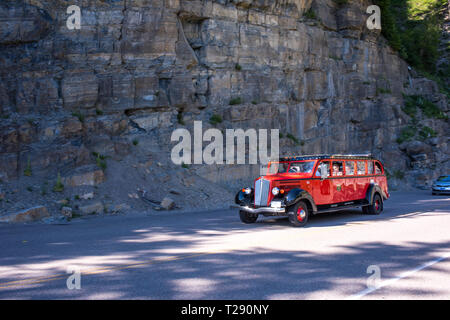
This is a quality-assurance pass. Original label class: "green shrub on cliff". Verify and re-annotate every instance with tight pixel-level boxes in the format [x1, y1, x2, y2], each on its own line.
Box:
[303, 8, 317, 20]
[403, 95, 447, 120]
[53, 173, 64, 193]
[374, 0, 447, 75]
[396, 125, 416, 143]
[333, 0, 349, 5]
[418, 126, 437, 140]
[229, 97, 242, 105]
[373, 0, 406, 57]
[209, 114, 223, 125]
[24, 158, 32, 177]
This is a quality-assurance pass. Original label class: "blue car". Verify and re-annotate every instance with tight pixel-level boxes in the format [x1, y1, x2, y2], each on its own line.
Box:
[432, 175, 450, 195]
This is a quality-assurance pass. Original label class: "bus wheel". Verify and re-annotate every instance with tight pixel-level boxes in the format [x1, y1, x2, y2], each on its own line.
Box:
[363, 193, 383, 215]
[239, 210, 258, 224]
[288, 201, 309, 227]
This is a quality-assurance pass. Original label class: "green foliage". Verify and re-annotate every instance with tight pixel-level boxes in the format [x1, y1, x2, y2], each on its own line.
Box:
[92, 152, 105, 159]
[328, 54, 342, 61]
[374, 0, 406, 56]
[209, 114, 223, 125]
[235, 63, 242, 71]
[177, 112, 185, 125]
[385, 169, 404, 180]
[181, 162, 189, 169]
[286, 133, 300, 145]
[93, 153, 107, 171]
[396, 125, 416, 143]
[229, 97, 242, 105]
[403, 95, 447, 119]
[419, 71, 450, 99]
[333, 0, 349, 5]
[53, 173, 64, 193]
[418, 126, 437, 140]
[397, 122, 438, 144]
[70, 213, 82, 220]
[406, 0, 447, 19]
[72, 111, 85, 123]
[96, 109, 103, 116]
[393, 170, 405, 180]
[437, 63, 450, 82]
[374, 0, 447, 77]
[402, 95, 419, 118]
[401, 15, 441, 72]
[132, 139, 139, 146]
[376, 87, 392, 95]
[420, 99, 447, 119]
[23, 158, 32, 177]
[41, 185, 47, 196]
[303, 8, 317, 20]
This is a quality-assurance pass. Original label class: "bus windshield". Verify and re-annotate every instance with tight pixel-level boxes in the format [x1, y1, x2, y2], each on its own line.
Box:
[267, 161, 315, 175]
[267, 162, 289, 174]
[288, 161, 315, 173]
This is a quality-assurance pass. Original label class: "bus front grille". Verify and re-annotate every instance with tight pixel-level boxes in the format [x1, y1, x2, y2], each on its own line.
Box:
[254, 178, 270, 206]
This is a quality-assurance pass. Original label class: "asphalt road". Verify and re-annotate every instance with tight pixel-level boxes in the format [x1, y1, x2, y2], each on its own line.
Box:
[0, 190, 449, 300]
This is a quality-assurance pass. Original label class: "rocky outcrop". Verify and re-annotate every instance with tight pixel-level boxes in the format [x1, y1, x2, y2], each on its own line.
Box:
[0, 2, 51, 45]
[0, 0, 448, 218]
[0, 206, 49, 223]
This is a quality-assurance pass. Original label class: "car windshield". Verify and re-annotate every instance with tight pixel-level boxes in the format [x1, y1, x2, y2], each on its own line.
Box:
[268, 161, 315, 174]
[437, 176, 450, 182]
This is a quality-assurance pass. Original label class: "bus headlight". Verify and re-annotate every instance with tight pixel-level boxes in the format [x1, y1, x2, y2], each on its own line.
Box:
[242, 187, 252, 195]
[272, 187, 280, 196]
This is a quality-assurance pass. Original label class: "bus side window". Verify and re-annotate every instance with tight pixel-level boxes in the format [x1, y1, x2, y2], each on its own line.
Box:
[375, 161, 382, 174]
[332, 161, 344, 176]
[316, 161, 330, 177]
[345, 161, 355, 176]
[357, 161, 366, 175]
[368, 161, 374, 175]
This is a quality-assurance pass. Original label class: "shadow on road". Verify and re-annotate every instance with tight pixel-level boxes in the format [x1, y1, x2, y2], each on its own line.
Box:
[0, 190, 448, 299]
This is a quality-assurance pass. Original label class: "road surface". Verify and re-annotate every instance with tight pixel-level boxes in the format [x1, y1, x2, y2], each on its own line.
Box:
[0, 190, 449, 299]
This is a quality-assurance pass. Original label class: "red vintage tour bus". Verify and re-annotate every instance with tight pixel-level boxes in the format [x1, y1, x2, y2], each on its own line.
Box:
[232, 154, 389, 227]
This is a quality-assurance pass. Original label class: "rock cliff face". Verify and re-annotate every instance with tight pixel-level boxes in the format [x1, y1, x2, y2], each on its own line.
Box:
[0, 0, 448, 216]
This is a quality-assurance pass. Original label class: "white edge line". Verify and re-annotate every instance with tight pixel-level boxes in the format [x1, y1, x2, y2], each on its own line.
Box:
[347, 252, 450, 300]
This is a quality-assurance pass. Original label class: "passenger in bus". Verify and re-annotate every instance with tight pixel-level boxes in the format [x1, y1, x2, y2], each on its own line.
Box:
[375, 162, 382, 174]
[357, 162, 365, 175]
[346, 162, 354, 175]
[333, 163, 343, 176]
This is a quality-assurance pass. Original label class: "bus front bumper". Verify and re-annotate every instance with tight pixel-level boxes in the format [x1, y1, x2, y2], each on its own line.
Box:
[230, 204, 286, 215]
